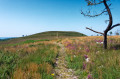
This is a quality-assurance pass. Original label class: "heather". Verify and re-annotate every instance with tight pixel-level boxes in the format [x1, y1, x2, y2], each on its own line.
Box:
[62, 36, 120, 79]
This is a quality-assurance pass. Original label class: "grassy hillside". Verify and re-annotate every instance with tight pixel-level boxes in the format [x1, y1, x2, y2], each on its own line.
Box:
[26, 31, 86, 38]
[0, 41, 59, 79]
[0, 35, 120, 79]
[61, 36, 120, 79]
[0, 31, 86, 45]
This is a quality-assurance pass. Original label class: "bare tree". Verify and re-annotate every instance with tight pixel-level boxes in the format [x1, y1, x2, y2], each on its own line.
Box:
[81, 0, 120, 49]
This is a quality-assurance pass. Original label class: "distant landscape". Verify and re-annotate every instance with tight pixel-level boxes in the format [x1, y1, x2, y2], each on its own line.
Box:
[0, 31, 86, 45]
[0, 31, 86, 79]
[0, 0, 120, 79]
[0, 31, 120, 79]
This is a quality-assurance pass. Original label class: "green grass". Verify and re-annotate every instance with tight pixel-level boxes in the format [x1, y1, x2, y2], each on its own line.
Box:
[0, 31, 86, 45]
[18, 44, 59, 79]
[64, 36, 120, 79]
[8, 39, 50, 46]
[90, 50, 120, 79]
[26, 31, 86, 38]
[0, 31, 85, 79]
[66, 55, 84, 70]
[20, 44, 57, 65]
[0, 51, 18, 79]
[65, 55, 89, 79]
[2, 34, 120, 79]
[0, 41, 59, 79]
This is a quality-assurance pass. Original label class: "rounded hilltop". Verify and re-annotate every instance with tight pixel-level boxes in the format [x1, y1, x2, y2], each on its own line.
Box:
[0, 31, 86, 45]
[26, 31, 86, 39]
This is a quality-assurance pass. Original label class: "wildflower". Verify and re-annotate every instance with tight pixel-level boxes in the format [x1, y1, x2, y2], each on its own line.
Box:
[96, 41, 103, 44]
[87, 74, 93, 79]
[96, 40, 103, 44]
[84, 55, 88, 59]
[86, 48, 90, 52]
[83, 63, 87, 70]
[86, 58, 90, 62]
[51, 73, 55, 76]
[71, 46, 76, 50]
[74, 55, 76, 57]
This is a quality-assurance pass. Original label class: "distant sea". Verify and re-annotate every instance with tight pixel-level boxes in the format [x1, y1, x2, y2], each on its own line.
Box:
[0, 37, 17, 40]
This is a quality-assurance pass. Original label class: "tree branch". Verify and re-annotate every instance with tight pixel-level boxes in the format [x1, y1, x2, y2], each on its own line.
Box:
[110, 23, 120, 30]
[103, 0, 113, 32]
[86, 0, 110, 6]
[81, 9, 107, 17]
[86, 0, 103, 6]
[81, 0, 111, 18]
[86, 27, 104, 35]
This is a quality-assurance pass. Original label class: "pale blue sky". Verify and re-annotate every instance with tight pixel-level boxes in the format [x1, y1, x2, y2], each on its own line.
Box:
[0, 0, 120, 37]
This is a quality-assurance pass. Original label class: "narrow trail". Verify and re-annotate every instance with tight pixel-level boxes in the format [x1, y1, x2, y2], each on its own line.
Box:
[54, 43, 78, 79]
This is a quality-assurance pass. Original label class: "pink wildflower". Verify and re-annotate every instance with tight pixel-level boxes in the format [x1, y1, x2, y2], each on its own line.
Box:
[83, 63, 87, 70]
[88, 74, 93, 79]
[84, 55, 88, 59]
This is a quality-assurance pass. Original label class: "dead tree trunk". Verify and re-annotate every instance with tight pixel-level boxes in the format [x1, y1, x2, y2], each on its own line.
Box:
[82, 0, 120, 49]
[103, 32, 107, 49]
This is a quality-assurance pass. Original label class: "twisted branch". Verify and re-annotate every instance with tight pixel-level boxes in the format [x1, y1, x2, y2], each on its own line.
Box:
[81, 1, 111, 18]
[103, 0, 113, 32]
[86, 27, 104, 35]
[86, 0, 103, 6]
[81, 9, 107, 17]
[110, 23, 120, 30]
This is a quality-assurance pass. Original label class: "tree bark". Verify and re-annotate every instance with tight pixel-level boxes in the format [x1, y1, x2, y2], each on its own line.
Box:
[103, 0, 112, 49]
[103, 32, 107, 49]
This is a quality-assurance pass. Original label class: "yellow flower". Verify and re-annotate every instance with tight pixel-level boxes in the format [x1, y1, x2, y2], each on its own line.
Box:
[51, 73, 55, 76]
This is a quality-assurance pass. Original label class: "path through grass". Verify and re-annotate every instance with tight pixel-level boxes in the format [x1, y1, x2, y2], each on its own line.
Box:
[54, 43, 78, 79]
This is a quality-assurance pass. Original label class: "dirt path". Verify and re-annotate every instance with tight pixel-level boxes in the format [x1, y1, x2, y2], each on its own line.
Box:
[54, 43, 78, 79]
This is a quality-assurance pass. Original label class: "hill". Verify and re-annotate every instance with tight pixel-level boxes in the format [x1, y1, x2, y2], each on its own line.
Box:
[0, 31, 86, 45]
[25, 31, 86, 38]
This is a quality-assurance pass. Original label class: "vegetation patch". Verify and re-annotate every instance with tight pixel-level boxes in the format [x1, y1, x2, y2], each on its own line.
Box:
[0, 51, 18, 79]
[63, 36, 120, 79]
[0, 40, 59, 79]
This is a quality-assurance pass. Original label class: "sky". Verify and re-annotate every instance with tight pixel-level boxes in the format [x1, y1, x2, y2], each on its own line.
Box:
[0, 0, 120, 37]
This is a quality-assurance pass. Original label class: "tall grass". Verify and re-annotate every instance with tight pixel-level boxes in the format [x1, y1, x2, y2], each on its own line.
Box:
[0, 40, 59, 79]
[0, 51, 18, 79]
[62, 36, 120, 79]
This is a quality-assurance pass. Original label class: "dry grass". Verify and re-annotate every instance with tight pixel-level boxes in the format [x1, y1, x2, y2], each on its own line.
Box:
[61, 36, 120, 79]
[0, 39, 59, 79]
[13, 63, 41, 79]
